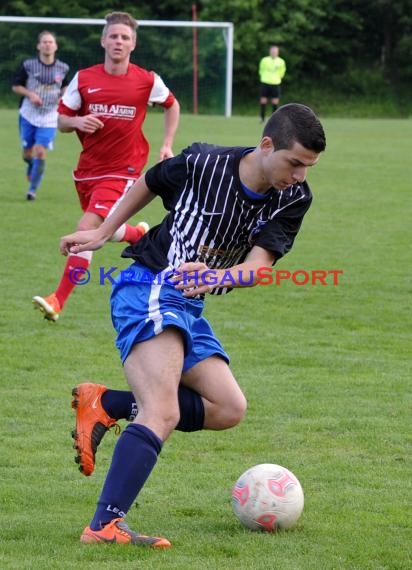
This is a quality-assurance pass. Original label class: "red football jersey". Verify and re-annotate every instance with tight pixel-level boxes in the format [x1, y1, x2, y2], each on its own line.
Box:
[58, 63, 175, 180]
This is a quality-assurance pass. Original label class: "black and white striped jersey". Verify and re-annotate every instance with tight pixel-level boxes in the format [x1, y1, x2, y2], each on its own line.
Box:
[13, 57, 69, 127]
[122, 143, 313, 294]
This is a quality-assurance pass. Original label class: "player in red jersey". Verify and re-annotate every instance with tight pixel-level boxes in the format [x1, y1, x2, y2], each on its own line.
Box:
[32, 12, 180, 322]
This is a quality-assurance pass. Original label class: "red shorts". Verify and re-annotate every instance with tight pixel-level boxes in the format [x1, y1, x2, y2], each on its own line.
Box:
[75, 178, 136, 218]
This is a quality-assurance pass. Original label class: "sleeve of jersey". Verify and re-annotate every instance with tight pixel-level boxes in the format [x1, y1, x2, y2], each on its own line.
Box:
[12, 64, 27, 87]
[149, 73, 176, 108]
[255, 191, 313, 261]
[62, 66, 70, 88]
[58, 72, 81, 115]
[145, 153, 188, 209]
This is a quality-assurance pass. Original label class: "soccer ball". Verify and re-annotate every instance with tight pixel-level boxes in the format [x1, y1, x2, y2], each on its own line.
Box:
[231, 463, 304, 532]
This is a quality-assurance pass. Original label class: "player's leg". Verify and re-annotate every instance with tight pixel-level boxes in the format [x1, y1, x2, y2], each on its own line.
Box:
[71, 298, 245, 475]
[32, 208, 100, 321]
[73, 361, 245, 436]
[33, 179, 106, 320]
[23, 150, 33, 182]
[53, 210, 102, 307]
[27, 127, 56, 198]
[271, 97, 280, 113]
[71, 380, 206, 476]
[178, 307, 246, 430]
[181, 356, 247, 430]
[260, 97, 268, 123]
[259, 83, 268, 122]
[93, 178, 150, 244]
[32, 178, 147, 321]
[27, 142, 46, 198]
[270, 85, 281, 114]
[18, 116, 35, 195]
[81, 328, 183, 546]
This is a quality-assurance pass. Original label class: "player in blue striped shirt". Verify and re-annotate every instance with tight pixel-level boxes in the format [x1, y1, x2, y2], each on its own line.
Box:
[12, 30, 69, 200]
[61, 103, 326, 546]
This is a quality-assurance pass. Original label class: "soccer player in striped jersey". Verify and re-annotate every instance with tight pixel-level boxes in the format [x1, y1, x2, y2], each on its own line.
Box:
[12, 30, 69, 200]
[32, 12, 180, 323]
[61, 103, 326, 546]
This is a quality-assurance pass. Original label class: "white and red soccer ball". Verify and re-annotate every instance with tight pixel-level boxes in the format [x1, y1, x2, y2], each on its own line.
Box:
[231, 463, 304, 532]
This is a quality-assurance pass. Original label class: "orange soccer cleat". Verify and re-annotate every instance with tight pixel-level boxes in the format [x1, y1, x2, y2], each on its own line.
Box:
[32, 293, 61, 321]
[80, 517, 171, 548]
[71, 383, 120, 476]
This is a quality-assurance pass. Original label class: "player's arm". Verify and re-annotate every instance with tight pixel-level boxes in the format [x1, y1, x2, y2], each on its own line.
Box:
[173, 246, 276, 297]
[60, 175, 156, 255]
[150, 74, 180, 160]
[11, 64, 41, 104]
[174, 190, 312, 297]
[58, 111, 104, 134]
[59, 83, 69, 99]
[57, 72, 104, 133]
[160, 99, 180, 160]
[258, 58, 264, 77]
[60, 71, 70, 98]
[12, 84, 43, 106]
[280, 59, 286, 79]
[12, 65, 43, 105]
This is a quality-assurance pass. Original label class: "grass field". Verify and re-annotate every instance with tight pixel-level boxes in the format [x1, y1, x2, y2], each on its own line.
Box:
[0, 109, 411, 569]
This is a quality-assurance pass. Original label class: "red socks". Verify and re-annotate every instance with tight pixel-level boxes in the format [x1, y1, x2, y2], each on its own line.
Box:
[55, 254, 91, 308]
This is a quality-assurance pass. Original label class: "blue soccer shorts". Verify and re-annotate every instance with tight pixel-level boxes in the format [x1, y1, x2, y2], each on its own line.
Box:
[19, 115, 56, 150]
[110, 262, 230, 371]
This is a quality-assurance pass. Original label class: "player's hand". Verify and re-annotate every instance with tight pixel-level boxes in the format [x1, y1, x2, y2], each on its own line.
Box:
[60, 228, 108, 256]
[159, 145, 174, 161]
[76, 114, 104, 133]
[172, 261, 215, 297]
[29, 92, 43, 106]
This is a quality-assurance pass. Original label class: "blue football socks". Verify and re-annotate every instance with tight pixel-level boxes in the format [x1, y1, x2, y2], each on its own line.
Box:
[102, 385, 205, 431]
[24, 157, 33, 180]
[90, 424, 163, 530]
[28, 158, 45, 194]
[102, 390, 137, 422]
[176, 385, 205, 431]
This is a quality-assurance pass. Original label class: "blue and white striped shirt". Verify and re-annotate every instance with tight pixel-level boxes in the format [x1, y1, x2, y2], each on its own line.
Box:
[13, 57, 69, 127]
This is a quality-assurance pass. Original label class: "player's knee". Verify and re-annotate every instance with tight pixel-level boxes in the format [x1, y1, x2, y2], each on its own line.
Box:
[165, 405, 181, 431]
[232, 393, 248, 425]
[136, 403, 181, 440]
[221, 393, 247, 429]
[155, 401, 181, 432]
[33, 145, 47, 159]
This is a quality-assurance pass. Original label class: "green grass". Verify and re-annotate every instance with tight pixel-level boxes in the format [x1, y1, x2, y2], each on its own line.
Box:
[0, 109, 411, 569]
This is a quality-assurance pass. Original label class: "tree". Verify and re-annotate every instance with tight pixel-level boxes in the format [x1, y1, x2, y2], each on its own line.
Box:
[1, 0, 411, 113]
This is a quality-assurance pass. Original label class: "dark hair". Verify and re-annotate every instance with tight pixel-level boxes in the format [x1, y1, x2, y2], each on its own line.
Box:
[263, 103, 326, 153]
[102, 12, 138, 37]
